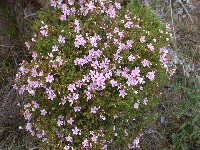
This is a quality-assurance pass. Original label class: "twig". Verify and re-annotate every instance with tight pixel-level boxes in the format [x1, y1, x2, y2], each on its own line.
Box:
[0, 45, 12, 48]
[28, 147, 39, 150]
[169, 0, 178, 51]
[24, 13, 37, 19]
[8, 134, 17, 150]
[177, 0, 194, 24]
[7, 41, 18, 67]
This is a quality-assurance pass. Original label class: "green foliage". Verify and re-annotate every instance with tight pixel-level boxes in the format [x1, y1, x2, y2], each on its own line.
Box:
[14, 1, 174, 149]
[0, 1, 18, 39]
[171, 79, 200, 149]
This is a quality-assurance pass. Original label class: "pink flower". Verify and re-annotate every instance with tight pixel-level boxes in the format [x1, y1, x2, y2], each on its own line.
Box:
[134, 103, 139, 109]
[91, 71, 106, 88]
[67, 117, 74, 125]
[52, 45, 58, 52]
[19, 66, 26, 75]
[28, 89, 35, 96]
[67, 93, 78, 106]
[138, 77, 145, 84]
[82, 75, 90, 83]
[141, 59, 151, 67]
[118, 31, 124, 38]
[107, 5, 116, 18]
[74, 19, 79, 26]
[131, 67, 140, 77]
[31, 68, 38, 77]
[73, 93, 79, 100]
[160, 47, 168, 54]
[119, 89, 127, 98]
[64, 146, 70, 150]
[62, 4, 70, 15]
[74, 58, 87, 66]
[38, 71, 44, 76]
[147, 43, 154, 51]
[65, 135, 73, 142]
[146, 71, 155, 81]
[85, 91, 92, 100]
[68, 84, 76, 92]
[125, 14, 131, 20]
[75, 25, 81, 33]
[110, 79, 118, 87]
[133, 136, 141, 148]
[160, 55, 168, 66]
[57, 120, 64, 126]
[40, 109, 47, 116]
[140, 36, 145, 43]
[60, 14, 66, 21]
[46, 87, 56, 100]
[128, 54, 135, 61]
[88, 48, 102, 59]
[18, 86, 26, 95]
[89, 36, 98, 47]
[105, 70, 112, 79]
[56, 56, 63, 66]
[118, 42, 126, 51]
[40, 30, 48, 37]
[90, 106, 100, 114]
[58, 35, 65, 44]
[74, 106, 81, 112]
[23, 110, 32, 121]
[57, 0, 63, 5]
[144, 98, 148, 105]
[68, 0, 74, 5]
[25, 123, 32, 132]
[106, 33, 113, 39]
[72, 127, 80, 135]
[113, 114, 119, 119]
[74, 19, 81, 33]
[82, 139, 89, 148]
[45, 74, 54, 83]
[91, 60, 99, 69]
[75, 34, 86, 48]
[75, 80, 83, 88]
[115, 2, 121, 9]
[91, 135, 98, 142]
[121, 67, 129, 78]
[86, 1, 95, 12]
[32, 52, 38, 60]
[101, 144, 108, 150]
[32, 101, 39, 109]
[61, 97, 66, 105]
[113, 27, 119, 33]
[124, 21, 134, 28]
[127, 40, 134, 48]
[166, 23, 171, 29]
[126, 78, 138, 86]
[50, 0, 56, 8]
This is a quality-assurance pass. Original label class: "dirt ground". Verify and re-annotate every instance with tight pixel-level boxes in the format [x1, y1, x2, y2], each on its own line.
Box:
[0, 0, 199, 149]
[0, 0, 42, 149]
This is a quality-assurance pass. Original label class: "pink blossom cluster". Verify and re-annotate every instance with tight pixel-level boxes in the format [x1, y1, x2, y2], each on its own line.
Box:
[159, 47, 169, 68]
[13, 0, 176, 149]
[40, 21, 48, 37]
[52, 0, 122, 19]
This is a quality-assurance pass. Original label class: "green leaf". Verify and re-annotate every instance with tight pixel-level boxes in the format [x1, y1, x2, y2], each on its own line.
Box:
[131, 0, 140, 8]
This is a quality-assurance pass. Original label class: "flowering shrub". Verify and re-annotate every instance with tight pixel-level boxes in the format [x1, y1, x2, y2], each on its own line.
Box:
[14, 0, 175, 149]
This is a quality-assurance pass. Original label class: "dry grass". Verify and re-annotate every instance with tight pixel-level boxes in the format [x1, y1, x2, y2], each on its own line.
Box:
[0, 0, 42, 149]
[140, 0, 200, 149]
